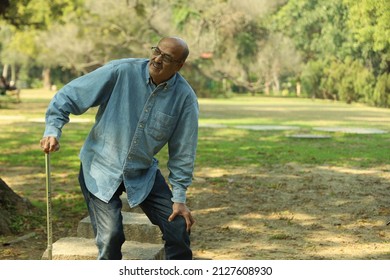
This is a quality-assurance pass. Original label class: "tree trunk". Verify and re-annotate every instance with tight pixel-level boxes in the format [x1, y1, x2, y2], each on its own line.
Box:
[2, 64, 9, 79]
[296, 81, 301, 97]
[42, 67, 51, 90]
[10, 63, 17, 83]
[0, 178, 35, 235]
[264, 81, 270, 95]
[272, 71, 280, 94]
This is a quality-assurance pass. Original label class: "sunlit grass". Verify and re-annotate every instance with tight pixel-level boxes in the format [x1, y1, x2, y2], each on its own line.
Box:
[199, 96, 390, 130]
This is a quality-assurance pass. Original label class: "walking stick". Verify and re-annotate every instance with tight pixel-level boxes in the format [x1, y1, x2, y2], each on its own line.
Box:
[45, 152, 53, 260]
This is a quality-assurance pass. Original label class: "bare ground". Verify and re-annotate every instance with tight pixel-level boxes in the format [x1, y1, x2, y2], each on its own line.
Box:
[190, 164, 390, 260]
[1, 163, 390, 260]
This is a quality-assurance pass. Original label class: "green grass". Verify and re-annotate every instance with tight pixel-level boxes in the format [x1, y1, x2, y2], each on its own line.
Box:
[199, 96, 390, 130]
[194, 96, 390, 170]
[1, 90, 389, 235]
[194, 129, 389, 168]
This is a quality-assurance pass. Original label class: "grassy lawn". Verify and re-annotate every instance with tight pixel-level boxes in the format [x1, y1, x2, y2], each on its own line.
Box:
[198, 96, 390, 129]
[1, 89, 389, 259]
[197, 96, 390, 169]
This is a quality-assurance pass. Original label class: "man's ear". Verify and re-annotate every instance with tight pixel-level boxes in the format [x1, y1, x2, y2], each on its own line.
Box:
[176, 62, 185, 71]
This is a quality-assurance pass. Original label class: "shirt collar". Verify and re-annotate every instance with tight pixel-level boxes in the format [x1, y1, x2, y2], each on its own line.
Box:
[145, 60, 177, 89]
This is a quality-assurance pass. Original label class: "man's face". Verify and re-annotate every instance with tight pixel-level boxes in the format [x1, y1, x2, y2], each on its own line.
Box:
[149, 38, 184, 85]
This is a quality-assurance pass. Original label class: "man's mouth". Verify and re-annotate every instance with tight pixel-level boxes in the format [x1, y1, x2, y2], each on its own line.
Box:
[151, 61, 162, 70]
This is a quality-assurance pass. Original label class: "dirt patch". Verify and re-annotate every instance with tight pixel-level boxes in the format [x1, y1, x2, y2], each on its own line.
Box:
[189, 163, 390, 260]
[1, 163, 390, 260]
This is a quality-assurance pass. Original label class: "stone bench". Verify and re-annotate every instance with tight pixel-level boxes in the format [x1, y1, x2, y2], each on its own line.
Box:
[41, 203, 165, 260]
[42, 237, 164, 260]
[77, 212, 163, 244]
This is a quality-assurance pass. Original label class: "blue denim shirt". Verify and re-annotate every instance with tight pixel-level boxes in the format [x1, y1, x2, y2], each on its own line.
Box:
[43, 58, 198, 207]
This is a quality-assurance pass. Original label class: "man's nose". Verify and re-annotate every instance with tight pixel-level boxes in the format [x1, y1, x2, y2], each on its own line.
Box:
[154, 54, 163, 63]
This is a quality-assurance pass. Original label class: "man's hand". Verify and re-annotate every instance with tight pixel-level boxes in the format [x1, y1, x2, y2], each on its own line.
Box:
[40, 136, 60, 153]
[168, 202, 195, 232]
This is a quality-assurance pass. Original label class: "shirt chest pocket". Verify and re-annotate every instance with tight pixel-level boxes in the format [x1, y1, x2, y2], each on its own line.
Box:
[146, 111, 177, 141]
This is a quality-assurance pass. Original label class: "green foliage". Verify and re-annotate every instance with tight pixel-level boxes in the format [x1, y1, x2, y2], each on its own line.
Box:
[4, 29, 39, 61]
[272, 0, 349, 61]
[273, 0, 388, 106]
[345, 0, 390, 53]
[1, 0, 85, 29]
[372, 73, 390, 108]
[172, 3, 200, 31]
[325, 58, 375, 103]
[0, 0, 389, 106]
[302, 57, 376, 103]
[236, 21, 266, 62]
[300, 60, 325, 98]
[344, 0, 390, 77]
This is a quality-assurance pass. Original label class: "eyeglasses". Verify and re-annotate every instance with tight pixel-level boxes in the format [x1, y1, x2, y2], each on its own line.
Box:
[151, 47, 182, 64]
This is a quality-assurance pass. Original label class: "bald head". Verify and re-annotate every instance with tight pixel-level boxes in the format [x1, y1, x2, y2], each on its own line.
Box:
[149, 37, 189, 85]
[159, 37, 189, 62]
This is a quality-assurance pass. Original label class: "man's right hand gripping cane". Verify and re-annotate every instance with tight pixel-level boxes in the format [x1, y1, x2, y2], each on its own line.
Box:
[40, 136, 60, 153]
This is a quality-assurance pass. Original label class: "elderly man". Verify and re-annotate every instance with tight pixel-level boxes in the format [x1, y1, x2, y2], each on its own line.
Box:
[40, 37, 198, 260]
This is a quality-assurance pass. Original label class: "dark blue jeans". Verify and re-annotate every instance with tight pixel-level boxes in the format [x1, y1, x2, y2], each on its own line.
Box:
[78, 165, 192, 260]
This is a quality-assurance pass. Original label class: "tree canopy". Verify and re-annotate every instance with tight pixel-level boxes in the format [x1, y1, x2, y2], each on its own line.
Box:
[0, 0, 389, 106]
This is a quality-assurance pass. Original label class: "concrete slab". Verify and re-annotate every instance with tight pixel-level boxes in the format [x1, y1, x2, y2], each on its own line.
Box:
[234, 125, 300, 131]
[199, 123, 228, 128]
[121, 196, 144, 213]
[313, 127, 387, 134]
[41, 237, 164, 260]
[77, 212, 163, 244]
[288, 134, 332, 139]
[199, 124, 388, 135]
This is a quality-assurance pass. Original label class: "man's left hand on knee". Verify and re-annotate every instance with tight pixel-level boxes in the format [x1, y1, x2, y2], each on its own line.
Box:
[168, 202, 195, 232]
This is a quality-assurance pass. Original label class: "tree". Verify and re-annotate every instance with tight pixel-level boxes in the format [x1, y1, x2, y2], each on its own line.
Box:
[0, 0, 84, 29]
[256, 33, 301, 95]
[0, 0, 387, 105]
[0, 178, 36, 235]
[272, 0, 389, 105]
[344, 0, 390, 75]
[0, 0, 87, 87]
[371, 73, 390, 107]
[167, 0, 291, 95]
